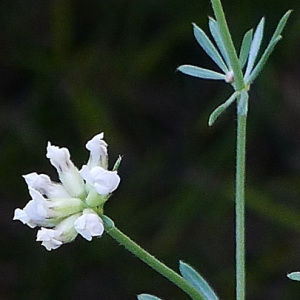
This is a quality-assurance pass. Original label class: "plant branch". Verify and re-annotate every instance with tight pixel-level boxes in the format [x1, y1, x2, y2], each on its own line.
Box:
[102, 215, 205, 300]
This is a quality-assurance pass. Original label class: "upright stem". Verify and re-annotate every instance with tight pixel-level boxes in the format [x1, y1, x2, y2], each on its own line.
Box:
[102, 215, 205, 300]
[210, 1, 247, 299]
[210, 0, 245, 91]
[235, 112, 247, 300]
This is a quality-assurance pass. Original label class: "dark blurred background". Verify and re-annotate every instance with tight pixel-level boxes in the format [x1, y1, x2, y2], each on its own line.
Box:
[2, 0, 300, 299]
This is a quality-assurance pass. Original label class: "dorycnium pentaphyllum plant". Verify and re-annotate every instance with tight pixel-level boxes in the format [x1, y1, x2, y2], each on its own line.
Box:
[13, 1, 292, 299]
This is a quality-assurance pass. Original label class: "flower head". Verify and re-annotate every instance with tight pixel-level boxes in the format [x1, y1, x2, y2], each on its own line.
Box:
[13, 133, 121, 250]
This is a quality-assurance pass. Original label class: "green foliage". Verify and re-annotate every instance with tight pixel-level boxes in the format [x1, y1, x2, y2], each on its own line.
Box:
[179, 261, 219, 300]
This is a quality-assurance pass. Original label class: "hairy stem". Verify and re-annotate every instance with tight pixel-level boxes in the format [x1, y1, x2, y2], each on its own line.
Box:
[102, 215, 205, 300]
[235, 111, 247, 300]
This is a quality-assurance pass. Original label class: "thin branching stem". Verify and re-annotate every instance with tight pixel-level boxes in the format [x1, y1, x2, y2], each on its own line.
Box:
[102, 215, 205, 300]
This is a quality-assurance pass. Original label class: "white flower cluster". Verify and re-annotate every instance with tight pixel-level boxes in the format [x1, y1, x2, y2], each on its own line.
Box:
[13, 133, 120, 251]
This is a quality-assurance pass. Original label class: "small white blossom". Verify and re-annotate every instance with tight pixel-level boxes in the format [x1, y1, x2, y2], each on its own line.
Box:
[46, 143, 86, 198]
[13, 188, 52, 228]
[80, 165, 120, 195]
[23, 172, 71, 198]
[74, 209, 104, 241]
[13, 187, 84, 229]
[36, 228, 63, 251]
[14, 132, 121, 250]
[36, 214, 80, 251]
[86, 132, 108, 169]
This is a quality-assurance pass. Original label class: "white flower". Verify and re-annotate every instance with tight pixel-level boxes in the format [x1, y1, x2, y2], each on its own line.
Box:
[36, 228, 63, 251]
[80, 165, 120, 195]
[46, 143, 86, 198]
[36, 214, 80, 251]
[13, 187, 84, 228]
[86, 133, 108, 169]
[13, 202, 48, 229]
[14, 132, 121, 250]
[13, 188, 52, 228]
[74, 209, 104, 241]
[23, 172, 71, 198]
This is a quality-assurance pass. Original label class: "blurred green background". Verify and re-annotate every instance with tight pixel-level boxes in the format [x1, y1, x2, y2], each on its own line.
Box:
[2, 0, 300, 299]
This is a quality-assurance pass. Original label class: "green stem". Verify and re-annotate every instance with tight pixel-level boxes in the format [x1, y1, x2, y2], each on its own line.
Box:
[210, 0, 245, 91]
[102, 215, 204, 300]
[210, 1, 247, 299]
[235, 111, 247, 300]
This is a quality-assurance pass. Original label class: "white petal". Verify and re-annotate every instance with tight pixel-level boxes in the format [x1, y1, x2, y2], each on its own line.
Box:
[36, 228, 63, 251]
[80, 166, 120, 195]
[13, 208, 33, 227]
[79, 165, 93, 185]
[15, 189, 51, 228]
[46, 143, 72, 173]
[86, 133, 108, 168]
[23, 172, 71, 198]
[74, 209, 104, 241]
[91, 167, 120, 194]
[46, 142, 86, 198]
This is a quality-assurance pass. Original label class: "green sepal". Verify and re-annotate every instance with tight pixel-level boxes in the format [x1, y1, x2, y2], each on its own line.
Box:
[208, 91, 240, 126]
[178, 65, 225, 80]
[179, 261, 219, 300]
[85, 188, 108, 207]
[137, 294, 162, 300]
[287, 272, 300, 281]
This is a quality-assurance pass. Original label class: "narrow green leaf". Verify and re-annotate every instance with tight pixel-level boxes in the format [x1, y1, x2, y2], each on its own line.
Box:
[193, 23, 228, 73]
[209, 91, 239, 126]
[178, 65, 225, 80]
[270, 10, 292, 43]
[246, 36, 281, 84]
[244, 17, 265, 80]
[179, 261, 219, 300]
[239, 29, 253, 69]
[208, 17, 231, 69]
[137, 294, 162, 300]
[246, 10, 291, 84]
[237, 90, 249, 116]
